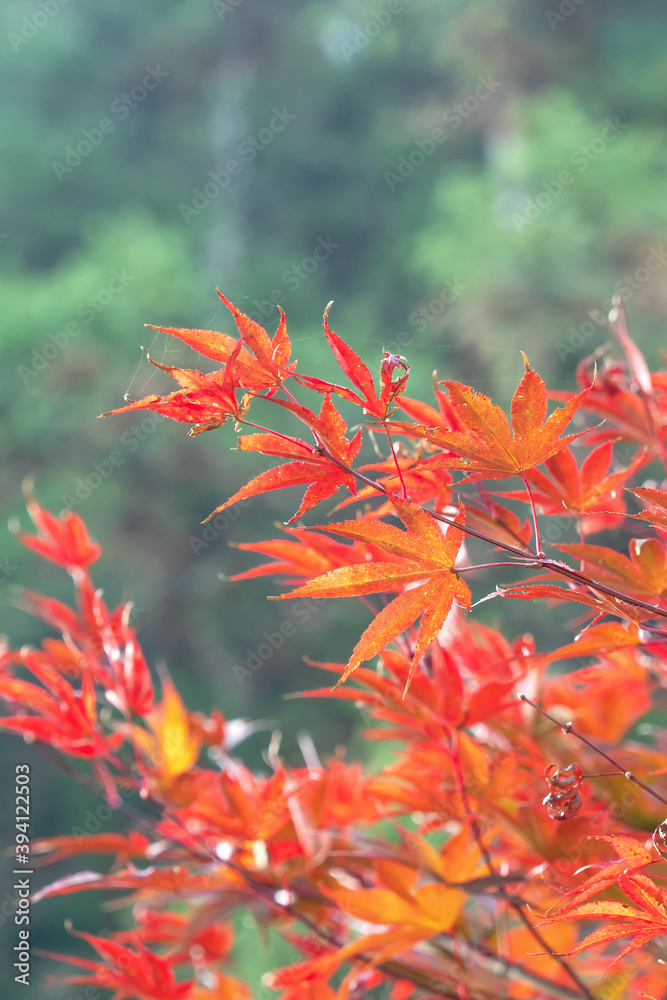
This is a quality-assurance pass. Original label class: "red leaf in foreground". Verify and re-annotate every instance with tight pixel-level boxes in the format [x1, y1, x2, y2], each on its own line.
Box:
[206, 394, 362, 522]
[15, 492, 101, 571]
[544, 871, 667, 969]
[215, 291, 296, 393]
[101, 337, 248, 435]
[552, 834, 654, 914]
[0, 658, 122, 759]
[42, 929, 193, 1000]
[102, 294, 298, 433]
[144, 293, 295, 396]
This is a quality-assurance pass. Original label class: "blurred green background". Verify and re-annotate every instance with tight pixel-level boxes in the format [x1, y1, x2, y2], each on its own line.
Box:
[1, 0, 667, 994]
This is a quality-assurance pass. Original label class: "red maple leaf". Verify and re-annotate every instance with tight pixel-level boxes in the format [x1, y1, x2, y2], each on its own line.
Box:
[15, 492, 101, 571]
[146, 291, 296, 395]
[293, 303, 409, 419]
[101, 337, 248, 435]
[206, 393, 362, 522]
[0, 653, 122, 759]
[549, 312, 667, 450]
[41, 930, 193, 1000]
[544, 837, 667, 970]
[554, 536, 667, 603]
[626, 487, 667, 531]
[229, 525, 393, 585]
[494, 442, 647, 532]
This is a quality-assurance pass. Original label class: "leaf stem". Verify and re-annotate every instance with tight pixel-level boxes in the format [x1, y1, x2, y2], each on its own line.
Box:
[456, 561, 536, 573]
[382, 421, 408, 499]
[237, 418, 315, 453]
[280, 384, 299, 405]
[522, 473, 544, 557]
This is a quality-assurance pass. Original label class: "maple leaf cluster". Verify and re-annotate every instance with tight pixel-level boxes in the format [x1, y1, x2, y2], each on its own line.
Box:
[5, 294, 667, 998]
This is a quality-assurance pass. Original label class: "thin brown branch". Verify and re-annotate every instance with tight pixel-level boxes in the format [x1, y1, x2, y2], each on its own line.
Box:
[517, 693, 667, 810]
[448, 731, 596, 1000]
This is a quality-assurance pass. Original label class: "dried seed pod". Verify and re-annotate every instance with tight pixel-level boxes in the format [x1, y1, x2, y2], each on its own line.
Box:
[652, 819, 667, 860]
[544, 763, 582, 790]
[543, 789, 583, 821]
[543, 763, 583, 820]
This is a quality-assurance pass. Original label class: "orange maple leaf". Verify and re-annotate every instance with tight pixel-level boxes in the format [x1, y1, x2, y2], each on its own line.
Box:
[271, 497, 471, 691]
[398, 357, 592, 483]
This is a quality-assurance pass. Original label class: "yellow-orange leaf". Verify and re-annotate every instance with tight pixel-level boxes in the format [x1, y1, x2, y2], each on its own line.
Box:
[140, 677, 201, 780]
[271, 497, 471, 692]
[402, 360, 592, 483]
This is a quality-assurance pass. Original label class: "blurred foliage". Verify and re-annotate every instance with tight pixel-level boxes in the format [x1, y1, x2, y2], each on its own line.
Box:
[1, 0, 667, 993]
